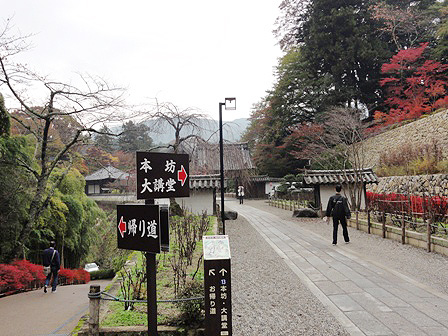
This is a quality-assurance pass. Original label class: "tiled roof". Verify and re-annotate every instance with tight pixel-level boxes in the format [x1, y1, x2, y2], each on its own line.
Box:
[302, 168, 378, 185]
[189, 174, 226, 189]
[249, 175, 283, 183]
[189, 142, 255, 174]
[85, 166, 130, 181]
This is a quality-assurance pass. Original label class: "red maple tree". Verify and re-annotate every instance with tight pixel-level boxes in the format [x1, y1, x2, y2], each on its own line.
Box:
[375, 43, 448, 126]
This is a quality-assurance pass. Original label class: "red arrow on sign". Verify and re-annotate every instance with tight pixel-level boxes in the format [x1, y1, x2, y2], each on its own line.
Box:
[118, 216, 126, 238]
[177, 165, 187, 186]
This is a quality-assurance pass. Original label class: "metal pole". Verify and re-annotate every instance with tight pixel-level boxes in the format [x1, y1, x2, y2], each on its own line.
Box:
[219, 102, 226, 235]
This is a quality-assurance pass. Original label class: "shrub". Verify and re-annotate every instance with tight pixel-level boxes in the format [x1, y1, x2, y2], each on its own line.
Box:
[0, 260, 90, 295]
[90, 269, 115, 280]
[59, 268, 77, 284]
[377, 139, 446, 177]
[0, 264, 34, 292]
[176, 280, 205, 325]
[11, 259, 46, 288]
[74, 269, 91, 284]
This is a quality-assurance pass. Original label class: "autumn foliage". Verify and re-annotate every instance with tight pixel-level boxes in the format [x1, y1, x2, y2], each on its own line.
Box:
[367, 191, 448, 219]
[375, 43, 448, 126]
[0, 260, 89, 296]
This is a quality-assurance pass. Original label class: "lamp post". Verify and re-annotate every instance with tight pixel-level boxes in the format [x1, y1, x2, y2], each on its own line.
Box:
[219, 97, 236, 235]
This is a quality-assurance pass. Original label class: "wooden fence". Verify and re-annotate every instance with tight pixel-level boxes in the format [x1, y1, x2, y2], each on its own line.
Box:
[268, 198, 448, 256]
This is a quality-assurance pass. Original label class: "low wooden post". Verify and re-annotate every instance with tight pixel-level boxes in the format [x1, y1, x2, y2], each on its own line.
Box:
[88, 285, 101, 336]
[427, 218, 432, 252]
[367, 209, 371, 234]
[382, 211, 386, 239]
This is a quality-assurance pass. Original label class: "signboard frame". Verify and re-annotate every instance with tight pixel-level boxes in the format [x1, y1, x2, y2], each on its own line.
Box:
[117, 204, 161, 254]
[203, 235, 232, 336]
[136, 152, 190, 199]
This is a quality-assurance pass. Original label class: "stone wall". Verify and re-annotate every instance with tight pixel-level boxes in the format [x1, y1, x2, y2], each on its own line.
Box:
[367, 174, 448, 197]
[362, 109, 448, 168]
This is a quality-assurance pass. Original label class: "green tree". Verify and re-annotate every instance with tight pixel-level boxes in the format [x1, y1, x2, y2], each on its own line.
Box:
[243, 98, 309, 177]
[33, 168, 105, 268]
[432, 0, 448, 62]
[95, 125, 116, 152]
[0, 135, 34, 262]
[118, 121, 152, 152]
[299, 0, 391, 115]
[0, 24, 126, 258]
[0, 93, 10, 137]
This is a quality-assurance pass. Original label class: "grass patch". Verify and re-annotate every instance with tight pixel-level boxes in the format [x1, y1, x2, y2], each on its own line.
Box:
[100, 214, 216, 327]
[102, 301, 148, 326]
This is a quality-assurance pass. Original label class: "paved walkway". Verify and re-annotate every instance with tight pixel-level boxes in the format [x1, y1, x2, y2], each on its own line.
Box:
[0, 279, 111, 336]
[227, 201, 448, 336]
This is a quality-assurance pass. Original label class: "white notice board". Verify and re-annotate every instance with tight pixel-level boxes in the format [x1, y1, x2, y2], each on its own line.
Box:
[203, 235, 231, 260]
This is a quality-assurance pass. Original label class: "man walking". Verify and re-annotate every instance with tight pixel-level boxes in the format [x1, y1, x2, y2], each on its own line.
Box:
[238, 185, 245, 204]
[325, 185, 351, 245]
[43, 241, 60, 293]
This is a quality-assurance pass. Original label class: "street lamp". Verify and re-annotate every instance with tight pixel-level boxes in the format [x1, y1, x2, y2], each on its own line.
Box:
[219, 97, 236, 235]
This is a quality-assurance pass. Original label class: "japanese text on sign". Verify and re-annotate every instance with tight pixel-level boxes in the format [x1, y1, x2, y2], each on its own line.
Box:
[136, 152, 189, 199]
[117, 204, 161, 253]
[204, 236, 232, 336]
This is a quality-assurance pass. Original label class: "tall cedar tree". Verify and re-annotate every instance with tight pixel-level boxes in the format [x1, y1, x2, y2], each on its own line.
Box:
[375, 42, 448, 125]
[300, 0, 391, 116]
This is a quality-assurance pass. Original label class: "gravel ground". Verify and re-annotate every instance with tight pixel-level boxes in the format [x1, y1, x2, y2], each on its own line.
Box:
[245, 199, 448, 297]
[226, 203, 350, 336]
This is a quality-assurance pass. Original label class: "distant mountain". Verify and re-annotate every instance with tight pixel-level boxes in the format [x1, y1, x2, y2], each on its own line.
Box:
[143, 118, 250, 145]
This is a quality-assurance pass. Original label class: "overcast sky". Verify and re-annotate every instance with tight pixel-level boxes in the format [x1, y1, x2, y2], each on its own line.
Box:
[2, 0, 283, 121]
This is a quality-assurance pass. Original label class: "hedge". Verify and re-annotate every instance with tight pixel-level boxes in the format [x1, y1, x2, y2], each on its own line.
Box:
[0, 259, 90, 296]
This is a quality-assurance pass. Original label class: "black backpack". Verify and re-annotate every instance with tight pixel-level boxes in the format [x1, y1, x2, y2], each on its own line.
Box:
[331, 195, 346, 218]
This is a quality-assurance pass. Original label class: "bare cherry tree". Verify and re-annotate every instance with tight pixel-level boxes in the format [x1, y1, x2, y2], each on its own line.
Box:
[291, 107, 368, 210]
[147, 100, 211, 154]
[0, 22, 130, 257]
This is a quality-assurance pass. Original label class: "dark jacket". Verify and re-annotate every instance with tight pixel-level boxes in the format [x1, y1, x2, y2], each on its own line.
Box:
[43, 247, 61, 271]
[326, 193, 351, 219]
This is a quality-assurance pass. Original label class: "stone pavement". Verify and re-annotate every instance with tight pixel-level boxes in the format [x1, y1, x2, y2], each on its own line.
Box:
[227, 201, 448, 336]
[0, 279, 111, 336]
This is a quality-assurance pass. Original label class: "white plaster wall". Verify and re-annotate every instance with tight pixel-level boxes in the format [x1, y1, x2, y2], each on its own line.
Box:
[265, 182, 281, 195]
[320, 186, 335, 212]
[176, 189, 214, 215]
[321, 185, 366, 212]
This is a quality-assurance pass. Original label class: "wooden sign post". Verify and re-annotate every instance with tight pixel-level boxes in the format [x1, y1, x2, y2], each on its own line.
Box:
[203, 235, 232, 336]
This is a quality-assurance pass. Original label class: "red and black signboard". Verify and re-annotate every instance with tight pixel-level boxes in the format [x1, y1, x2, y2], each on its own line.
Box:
[136, 152, 189, 199]
[117, 204, 160, 253]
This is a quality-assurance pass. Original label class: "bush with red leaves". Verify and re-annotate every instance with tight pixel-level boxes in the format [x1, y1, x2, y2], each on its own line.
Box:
[59, 268, 77, 284]
[75, 269, 91, 284]
[0, 263, 34, 293]
[367, 191, 448, 219]
[0, 260, 90, 295]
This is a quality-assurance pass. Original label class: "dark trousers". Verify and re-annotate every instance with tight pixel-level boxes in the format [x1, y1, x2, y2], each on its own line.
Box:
[45, 269, 59, 291]
[239, 196, 244, 204]
[332, 216, 349, 244]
